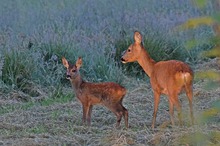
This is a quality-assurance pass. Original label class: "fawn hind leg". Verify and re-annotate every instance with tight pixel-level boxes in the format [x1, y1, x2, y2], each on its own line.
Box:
[121, 103, 129, 128]
[110, 103, 124, 128]
[115, 105, 123, 128]
[118, 97, 129, 128]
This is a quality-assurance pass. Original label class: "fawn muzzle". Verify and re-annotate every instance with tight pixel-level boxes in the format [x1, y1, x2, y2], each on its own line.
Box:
[66, 74, 71, 79]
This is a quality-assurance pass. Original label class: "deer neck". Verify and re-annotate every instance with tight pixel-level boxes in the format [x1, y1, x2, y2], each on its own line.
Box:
[70, 75, 83, 92]
[137, 48, 156, 77]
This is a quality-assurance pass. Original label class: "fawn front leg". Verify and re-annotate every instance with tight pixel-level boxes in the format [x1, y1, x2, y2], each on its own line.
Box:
[82, 104, 89, 125]
[87, 105, 93, 126]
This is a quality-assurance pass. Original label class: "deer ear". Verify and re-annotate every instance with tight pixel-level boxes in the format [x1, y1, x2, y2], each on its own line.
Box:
[76, 57, 82, 69]
[62, 57, 69, 68]
[134, 31, 142, 44]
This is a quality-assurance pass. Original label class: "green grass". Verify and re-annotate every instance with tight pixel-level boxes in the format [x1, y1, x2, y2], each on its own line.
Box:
[0, 104, 19, 115]
[174, 131, 220, 146]
[40, 93, 73, 106]
[0, 101, 35, 115]
[0, 93, 72, 115]
[2, 49, 34, 87]
[27, 124, 47, 134]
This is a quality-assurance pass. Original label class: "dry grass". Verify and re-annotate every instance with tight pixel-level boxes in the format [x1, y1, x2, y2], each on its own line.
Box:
[0, 60, 219, 146]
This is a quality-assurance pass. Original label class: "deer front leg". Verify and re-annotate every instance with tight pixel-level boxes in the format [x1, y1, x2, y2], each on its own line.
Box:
[152, 91, 161, 129]
[82, 104, 89, 125]
[87, 105, 93, 126]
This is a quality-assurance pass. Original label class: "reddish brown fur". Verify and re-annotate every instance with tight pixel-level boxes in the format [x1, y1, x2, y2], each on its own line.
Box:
[62, 57, 128, 128]
[121, 31, 194, 129]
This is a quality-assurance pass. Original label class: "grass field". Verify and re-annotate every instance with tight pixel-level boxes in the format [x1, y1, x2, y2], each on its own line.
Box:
[0, 0, 220, 145]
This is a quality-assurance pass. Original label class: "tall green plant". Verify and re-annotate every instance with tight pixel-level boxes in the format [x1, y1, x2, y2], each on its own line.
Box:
[178, 0, 220, 84]
[175, 0, 220, 145]
[2, 49, 34, 88]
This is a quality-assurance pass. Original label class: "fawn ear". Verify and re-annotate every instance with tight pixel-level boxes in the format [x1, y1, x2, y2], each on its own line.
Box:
[62, 57, 69, 68]
[134, 31, 142, 44]
[76, 57, 82, 69]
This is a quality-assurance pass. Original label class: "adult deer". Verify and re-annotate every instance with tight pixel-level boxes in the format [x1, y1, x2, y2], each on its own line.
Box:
[62, 57, 128, 128]
[121, 31, 194, 129]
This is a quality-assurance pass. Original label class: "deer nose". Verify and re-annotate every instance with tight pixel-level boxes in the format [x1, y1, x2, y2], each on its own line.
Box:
[66, 75, 71, 79]
[121, 57, 125, 62]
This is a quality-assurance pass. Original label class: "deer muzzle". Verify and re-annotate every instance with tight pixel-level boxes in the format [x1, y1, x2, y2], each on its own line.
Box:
[121, 57, 127, 63]
[66, 74, 71, 79]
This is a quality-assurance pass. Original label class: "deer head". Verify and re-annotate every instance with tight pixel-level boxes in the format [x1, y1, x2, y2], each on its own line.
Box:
[121, 31, 143, 63]
[62, 57, 82, 80]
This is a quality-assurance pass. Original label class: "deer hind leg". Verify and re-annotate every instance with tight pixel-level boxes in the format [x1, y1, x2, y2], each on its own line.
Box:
[118, 96, 129, 128]
[115, 112, 123, 128]
[169, 99, 175, 126]
[170, 94, 182, 126]
[110, 103, 124, 128]
[121, 104, 129, 128]
[185, 85, 194, 125]
[116, 107, 124, 128]
[152, 91, 161, 129]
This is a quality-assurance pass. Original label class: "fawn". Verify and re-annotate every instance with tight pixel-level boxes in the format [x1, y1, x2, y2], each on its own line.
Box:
[62, 57, 128, 128]
[121, 31, 194, 129]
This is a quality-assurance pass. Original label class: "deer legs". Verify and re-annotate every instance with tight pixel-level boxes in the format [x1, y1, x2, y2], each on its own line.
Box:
[82, 104, 93, 126]
[82, 102, 128, 128]
[152, 91, 161, 129]
[110, 103, 128, 128]
[152, 91, 184, 129]
[169, 94, 182, 126]
[185, 85, 194, 125]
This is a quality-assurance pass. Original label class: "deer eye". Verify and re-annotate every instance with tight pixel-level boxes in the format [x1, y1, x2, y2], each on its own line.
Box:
[72, 69, 76, 73]
[128, 49, 131, 52]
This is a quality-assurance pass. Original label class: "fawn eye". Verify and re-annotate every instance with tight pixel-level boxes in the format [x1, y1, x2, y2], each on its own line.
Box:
[128, 49, 131, 52]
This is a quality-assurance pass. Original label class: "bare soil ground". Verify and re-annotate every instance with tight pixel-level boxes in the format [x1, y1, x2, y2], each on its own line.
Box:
[0, 59, 220, 146]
